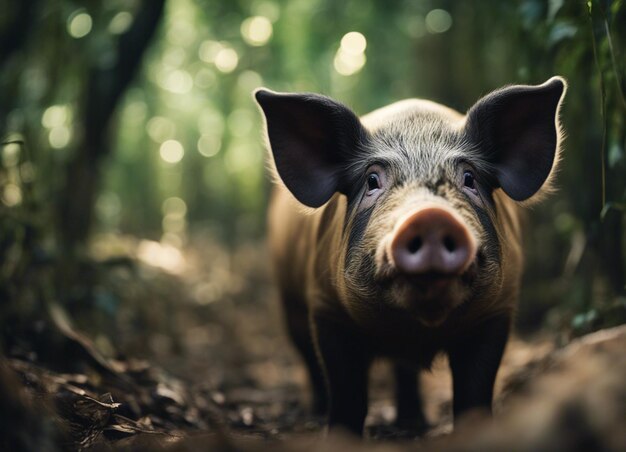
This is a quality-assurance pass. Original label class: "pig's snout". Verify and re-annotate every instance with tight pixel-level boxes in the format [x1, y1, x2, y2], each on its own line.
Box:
[389, 206, 477, 276]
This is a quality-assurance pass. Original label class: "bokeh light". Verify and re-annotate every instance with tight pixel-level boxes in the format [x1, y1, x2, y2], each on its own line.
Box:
[159, 140, 184, 163]
[67, 10, 93, 39]
[198, 41, 223, 63]
[160, 69, 194, 94]
[167, 16, 196, 47]
[147, 117, 176, 143]
[161, 197, 187, 248]
[109, 11, 133, 35]
[214, 48, 239, 73]
[42, 105, 70, 129]
[400, 15, 427, 39]
[425, 9, 453, 34]
[195, 68, 217, 89]
[2, 183, 22, 206]
[197, 135, 221, 157]
[162, 197, 187, 217]
[162, 214, 186, 233]
[241, 16, 273, 46]
[334, 50, 366, 76]
[49, 126, 71, 149]
[341, 32, 367, 55]
[2, 142, 21, 167]
[136, 239, 186, 273]
[163, 47, 187, 68]
[334, 31, 367, 76]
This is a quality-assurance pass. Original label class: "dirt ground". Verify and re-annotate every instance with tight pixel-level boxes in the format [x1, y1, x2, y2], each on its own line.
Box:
[3, 233, 626, 451]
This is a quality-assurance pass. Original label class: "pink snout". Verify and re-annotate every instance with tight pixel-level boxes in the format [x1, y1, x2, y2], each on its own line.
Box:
[389, 205, 477, 276]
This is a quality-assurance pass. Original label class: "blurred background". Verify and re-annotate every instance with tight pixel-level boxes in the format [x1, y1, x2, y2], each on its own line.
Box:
[1, 0, 625, 349]
[0, 0, 625, 428]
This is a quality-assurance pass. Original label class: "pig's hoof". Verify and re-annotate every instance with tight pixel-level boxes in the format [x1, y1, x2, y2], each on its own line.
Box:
[395, 417, 431, 436]
[367, 420, 430, 440]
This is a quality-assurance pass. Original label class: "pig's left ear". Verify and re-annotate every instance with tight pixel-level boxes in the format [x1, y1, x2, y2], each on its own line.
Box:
[255, 89, 367, 207]
[464, 77, 567, 201]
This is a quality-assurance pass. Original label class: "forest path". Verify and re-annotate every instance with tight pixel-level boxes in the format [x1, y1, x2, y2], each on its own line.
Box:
[5, 236, 624, 450]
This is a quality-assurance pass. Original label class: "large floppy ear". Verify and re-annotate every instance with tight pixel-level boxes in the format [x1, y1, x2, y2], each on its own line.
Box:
[254, 89, 367, 207]
[464, 77, 567, 202]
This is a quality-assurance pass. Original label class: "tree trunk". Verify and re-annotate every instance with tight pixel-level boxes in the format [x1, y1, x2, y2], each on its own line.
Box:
[57, 0, 166, 253]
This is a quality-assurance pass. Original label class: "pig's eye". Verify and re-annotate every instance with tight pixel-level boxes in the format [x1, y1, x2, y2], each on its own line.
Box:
[463, 171, 476, 190]
[366, 173, 381, 193]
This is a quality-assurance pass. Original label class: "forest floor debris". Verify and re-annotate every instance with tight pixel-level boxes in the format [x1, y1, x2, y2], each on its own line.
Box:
[2, 235, 625, 450]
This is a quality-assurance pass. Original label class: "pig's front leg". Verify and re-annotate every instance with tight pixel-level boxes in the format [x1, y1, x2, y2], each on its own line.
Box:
[394, 363, 429, 434]
[312, 311, 372, 436]
[447, 314, 510, 422]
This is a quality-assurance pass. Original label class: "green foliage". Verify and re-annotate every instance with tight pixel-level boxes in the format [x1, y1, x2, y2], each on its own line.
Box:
[0, 0, 624, 333]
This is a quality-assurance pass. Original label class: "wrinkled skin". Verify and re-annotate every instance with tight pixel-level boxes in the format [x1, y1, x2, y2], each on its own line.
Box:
[257, 77, 566, 436]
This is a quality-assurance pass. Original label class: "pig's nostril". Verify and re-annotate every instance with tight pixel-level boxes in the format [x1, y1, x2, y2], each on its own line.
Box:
[407, 236, 422, 254]
[443, 235, 456, 252]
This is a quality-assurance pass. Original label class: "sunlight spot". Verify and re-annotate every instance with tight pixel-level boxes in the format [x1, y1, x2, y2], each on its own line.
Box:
[137, 240, 186, 274]
[2, 183, 22, 206]
[42, 105, 70, 129]
[197, 134, 221, 157]
[198, 41, 223, 63]
[400, 15, 426, 39]
[67, 10, 93, 39]
[340, 31, 367, 55]
[195, 68, 216, 89]
[162, 197, 187, 217]
[161, 232, 184, 249]
[109, 11, 133, 35]
[49, 126, 71, 149]
[159, 140, 184, 163]
[162, 69, 193, 94]
[334, 49, 366, 76]
[2, 142, 21, 167]
[425, 9, 452, 33]
[147, 117, 176, 143]
[163, 47, 187, 68]
[193, 282, 223, 305]
[162, 214, 186, 233]
[167, 17, 196, 47]
[334, 31, 367, 76]
[123, 101, 147, 124]
[214, 48, 239, 73]
[241, 16, 273, 46]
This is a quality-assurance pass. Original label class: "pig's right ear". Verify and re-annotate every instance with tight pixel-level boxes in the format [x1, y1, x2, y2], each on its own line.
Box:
[254, 89, 367, 207]
[464, 77, 566, 202]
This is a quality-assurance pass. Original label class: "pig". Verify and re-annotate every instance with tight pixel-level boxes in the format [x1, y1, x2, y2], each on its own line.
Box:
[254, 77, 566, 436]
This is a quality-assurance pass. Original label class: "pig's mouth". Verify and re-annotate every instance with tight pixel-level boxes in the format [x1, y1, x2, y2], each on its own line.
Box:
[375, 255, 480, 327]
[374, 248, 479, 287]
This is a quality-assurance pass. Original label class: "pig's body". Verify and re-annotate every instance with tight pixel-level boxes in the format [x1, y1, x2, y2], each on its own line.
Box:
[269, 181, 521, 364]
[257, 79, 566, 435]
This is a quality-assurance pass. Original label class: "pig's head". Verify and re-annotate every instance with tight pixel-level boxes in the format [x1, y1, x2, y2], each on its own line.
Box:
[256, 78, 566, 327]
